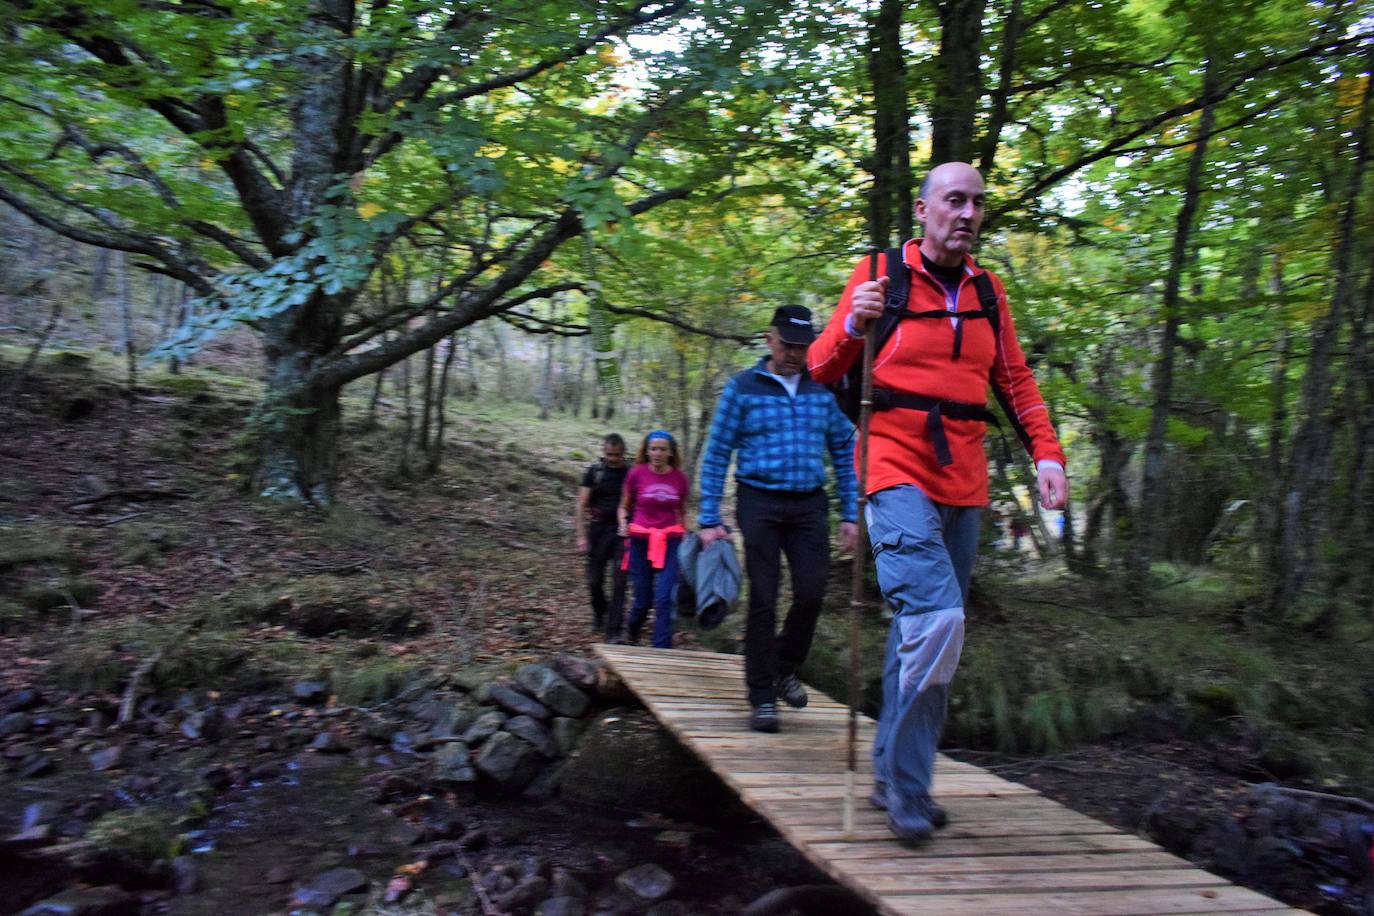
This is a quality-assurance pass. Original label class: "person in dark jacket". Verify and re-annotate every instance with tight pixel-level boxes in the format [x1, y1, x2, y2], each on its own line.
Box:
[698, 305, 859, 733]
[575, 433, 629, 638]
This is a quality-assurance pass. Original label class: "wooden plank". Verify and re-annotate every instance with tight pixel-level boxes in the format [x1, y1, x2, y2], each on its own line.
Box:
[835, 850, 1190, 875]
[594, 647, 1304, 915]
[883, 886, 1296, 915]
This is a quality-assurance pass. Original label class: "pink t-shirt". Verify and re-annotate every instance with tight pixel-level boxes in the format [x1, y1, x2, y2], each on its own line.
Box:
[624, 464, 689, 531]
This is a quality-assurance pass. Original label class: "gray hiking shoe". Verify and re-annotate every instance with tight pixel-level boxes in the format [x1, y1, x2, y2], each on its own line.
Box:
[870, 782, 948, 828]
[749, 703, 780, 733]
[777, 674, 808, 709]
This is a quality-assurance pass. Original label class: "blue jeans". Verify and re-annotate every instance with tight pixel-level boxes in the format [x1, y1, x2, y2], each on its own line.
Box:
[866, 485, 981, 811]
[627, 535, 682, 649]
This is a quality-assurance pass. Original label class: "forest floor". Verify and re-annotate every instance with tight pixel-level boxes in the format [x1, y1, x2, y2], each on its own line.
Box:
[1, 351, 1372, 915]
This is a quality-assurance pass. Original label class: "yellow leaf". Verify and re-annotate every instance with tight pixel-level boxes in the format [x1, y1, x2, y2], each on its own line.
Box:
[358, 202, 383, 220]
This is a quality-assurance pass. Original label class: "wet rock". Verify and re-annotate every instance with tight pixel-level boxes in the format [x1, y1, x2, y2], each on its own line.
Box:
[19, 885, 137, 916]
[290, 867, 369, 907]
[554, 655, 601, 692]
[481, 868, 519, 896]
[458, 827, 491, 851]
[614, 863, 675, 902]
[199, 764, 235, 791]
[505, 715, 558, 758]
[645, 903, 689, 916]
[170, 856, 199, 895]
[462, 710, 507, 746]
[292, 680, 329, 704]
[522, 763, 565, 802]
[3, 824, 54, 853]
[489, 684, 551, 720]
[551, 718, 587, 756]
[561, 710, 742, 820]
[591, 887, 639, 914]
[383, 819, 425, 846]
[362, 717, 397, 745]
[0, 711, 32, 737]
[87, 746, 123, 772]
[420, 700, 479, 739]
[516, 665, 590, 718]
[433, 743, 476, 785]
[310, 730, 350, 754]
[265, 864, 295, 884]
[248, 761, 282, 782]
[19, 753, 55, 778]
[536, 897, 586, 916]
[179, 708, 224, 742]
[550, 866, 588, 899]
[252, 735, 275, 753]
[2, 688, 43, 713]
[497, 875, 550, 911]
[23, 801, 63, 830]
[420, 809, 465, 840]
[476, 731, 541, 790]
[370, 773, 422, 803]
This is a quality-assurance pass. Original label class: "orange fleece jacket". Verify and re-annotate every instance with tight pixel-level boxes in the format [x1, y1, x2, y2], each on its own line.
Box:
[808, 241, 1066, 506]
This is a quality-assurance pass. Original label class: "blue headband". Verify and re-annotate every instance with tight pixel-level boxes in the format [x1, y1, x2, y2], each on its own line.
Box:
[647, 430, 674, 444]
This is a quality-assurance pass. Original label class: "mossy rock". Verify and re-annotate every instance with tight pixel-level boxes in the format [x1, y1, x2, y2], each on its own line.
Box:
[334, 659, 419, 706]
[0, 598, 28, 634]
[114, 526, 181, 567]
[233, 576, 429, 638]
[0, 525, 84, 572]
[1186, 682, 1242, 725]
[49, 644, 135, 694]
[154, 374, 212, 397]
[86, 807, 182, 866]
[20, 577, 102, 612]
[151, 634, 274, 693]
[43, 350, 93, 374]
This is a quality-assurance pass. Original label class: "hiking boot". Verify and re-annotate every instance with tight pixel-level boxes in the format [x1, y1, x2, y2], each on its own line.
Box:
[749, 703, 780, 733]
[886, 808, 934, 845]
[870, 783, 947, 828]
[777, 674, 809, 709]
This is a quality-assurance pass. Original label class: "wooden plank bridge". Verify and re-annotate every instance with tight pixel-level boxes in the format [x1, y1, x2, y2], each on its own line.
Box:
[595, 645, 1301, 915]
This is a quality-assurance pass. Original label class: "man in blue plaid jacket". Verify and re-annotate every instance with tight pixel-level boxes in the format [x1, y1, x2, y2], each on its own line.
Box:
[698, 305, 860, 733]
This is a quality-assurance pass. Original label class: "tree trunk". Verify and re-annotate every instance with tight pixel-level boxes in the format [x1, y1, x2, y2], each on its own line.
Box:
[1271, 46, 1374, 618]
[114, 251, 137, 487]
[255, 291, 351, 502]
[427, 331, 459, 474]
[539, 303, 556, 420]
[1133, 59, 1217, 576]
[928, 0, 987, 167]
[868, 0, 913, 246]
[491, 322, 509, 400]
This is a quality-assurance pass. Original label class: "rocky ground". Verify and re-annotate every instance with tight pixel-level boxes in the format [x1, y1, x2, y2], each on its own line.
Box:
[1, 356, 1372, 915]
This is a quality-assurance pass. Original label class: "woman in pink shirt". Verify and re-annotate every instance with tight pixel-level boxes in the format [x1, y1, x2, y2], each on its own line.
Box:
[617, 431, 689, 648]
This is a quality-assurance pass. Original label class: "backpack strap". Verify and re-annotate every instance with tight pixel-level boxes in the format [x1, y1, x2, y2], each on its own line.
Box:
[971, 272, 1033, 454]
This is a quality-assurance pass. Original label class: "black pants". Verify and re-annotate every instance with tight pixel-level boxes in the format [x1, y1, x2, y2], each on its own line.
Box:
[737, 483, 831, 706]
[586, 521, 627, 636]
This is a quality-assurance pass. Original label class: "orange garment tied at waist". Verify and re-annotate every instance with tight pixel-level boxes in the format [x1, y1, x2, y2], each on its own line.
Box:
[623, 523, 685, 570]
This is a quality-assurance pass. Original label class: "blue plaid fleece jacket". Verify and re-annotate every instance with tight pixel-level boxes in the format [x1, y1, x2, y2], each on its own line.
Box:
[697, 357, 860, 528]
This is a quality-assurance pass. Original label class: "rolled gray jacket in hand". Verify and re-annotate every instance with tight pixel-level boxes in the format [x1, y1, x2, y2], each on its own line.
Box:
[676, 532, 741, 630]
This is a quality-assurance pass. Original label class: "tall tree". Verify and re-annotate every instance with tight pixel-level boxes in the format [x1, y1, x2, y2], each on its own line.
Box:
[0, 0, 794, 501]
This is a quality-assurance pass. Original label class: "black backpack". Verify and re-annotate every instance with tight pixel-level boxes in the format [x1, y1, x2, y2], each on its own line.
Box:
[828, 248, 1032, 463]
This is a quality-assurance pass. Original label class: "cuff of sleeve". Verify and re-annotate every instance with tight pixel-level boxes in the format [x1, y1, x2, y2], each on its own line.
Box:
[1036, 460, 1064, 473]
[843, 314, 866, 339]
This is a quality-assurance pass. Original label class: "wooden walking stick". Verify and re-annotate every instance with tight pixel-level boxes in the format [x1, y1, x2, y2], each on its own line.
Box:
[845, 243, 881, 838]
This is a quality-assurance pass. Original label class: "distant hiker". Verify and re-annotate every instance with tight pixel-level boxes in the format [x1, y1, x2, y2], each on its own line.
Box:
[698, 305, 859, 734]
[1010, 514, 1030, 551]
[575, 433, 629, 638]
[809, 162, 1069, 845]
[618, 430, 690, 648]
